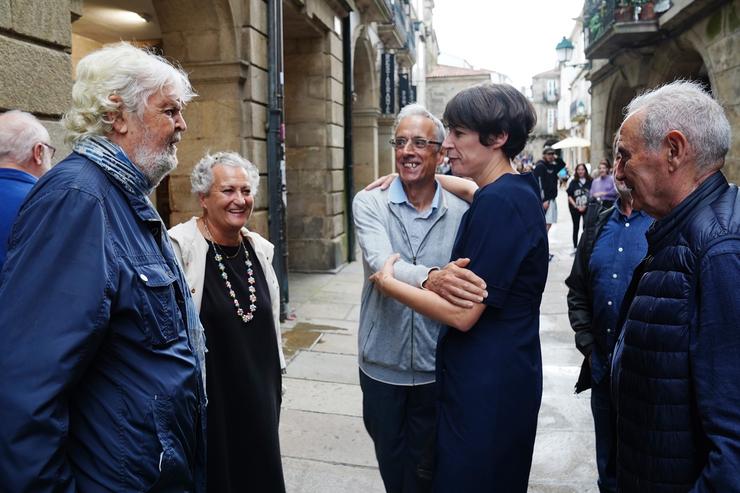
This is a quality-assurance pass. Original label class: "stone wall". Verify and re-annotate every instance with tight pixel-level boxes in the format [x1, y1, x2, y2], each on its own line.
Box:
[589, 2, 740, 181]
[284, 28, 347, 271]
[0, 0, 72, 161]
[425, 74, 490, 119]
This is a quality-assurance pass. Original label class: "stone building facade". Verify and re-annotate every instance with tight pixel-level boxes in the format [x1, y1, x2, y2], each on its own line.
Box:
[557, 17, 591, 169]
[584, 0, 740, 181]
[0, 0, 430, 275]
[425, 64, 501, 119]
[527, 67, 561, 158]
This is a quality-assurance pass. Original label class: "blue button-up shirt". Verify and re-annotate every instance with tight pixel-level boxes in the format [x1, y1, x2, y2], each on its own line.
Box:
[589, 204, 652, 382]
[389, 177, 441, 252]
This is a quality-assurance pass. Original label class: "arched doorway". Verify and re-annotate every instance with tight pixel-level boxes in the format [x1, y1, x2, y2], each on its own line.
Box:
[603, 83, 636, 160]
[71, 0, 243, 229]
[351, 31, 380, 191]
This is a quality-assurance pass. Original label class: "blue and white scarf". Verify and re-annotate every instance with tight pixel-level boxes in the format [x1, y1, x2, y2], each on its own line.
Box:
[74, 135, 153, 196]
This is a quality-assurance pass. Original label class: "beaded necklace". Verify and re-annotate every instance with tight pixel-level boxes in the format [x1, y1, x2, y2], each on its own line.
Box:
[203, 219, 257, 323]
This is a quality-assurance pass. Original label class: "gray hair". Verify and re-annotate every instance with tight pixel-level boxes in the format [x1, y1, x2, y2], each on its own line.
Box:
[62, 42, 196, 144]
[191, 151, 260, 197]
[394, 103, 446, 143]
[0, 110, 50, 164]
[624, 80, 731, 170]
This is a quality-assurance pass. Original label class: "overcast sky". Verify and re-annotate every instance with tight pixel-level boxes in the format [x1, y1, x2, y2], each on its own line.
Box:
[432, 0, 585, 91]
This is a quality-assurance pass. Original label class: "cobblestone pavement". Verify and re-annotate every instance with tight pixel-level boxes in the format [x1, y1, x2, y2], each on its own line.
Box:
[279, 191, 599, 492]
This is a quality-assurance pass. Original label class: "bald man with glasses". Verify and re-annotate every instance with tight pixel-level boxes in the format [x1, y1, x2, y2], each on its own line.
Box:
[0, 110, 54, 271]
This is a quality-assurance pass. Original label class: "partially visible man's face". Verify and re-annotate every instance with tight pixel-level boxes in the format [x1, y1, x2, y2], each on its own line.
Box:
[126, 87, 187, 186]
[394, 115, 443, 189]
[544, 150, 556, 163]
[614, 111, 666, 217]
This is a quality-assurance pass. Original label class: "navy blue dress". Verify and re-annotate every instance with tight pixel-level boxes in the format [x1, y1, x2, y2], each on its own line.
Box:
[434, 173, 548, 492]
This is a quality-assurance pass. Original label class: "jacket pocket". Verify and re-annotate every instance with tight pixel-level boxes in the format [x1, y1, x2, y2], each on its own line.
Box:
[361, 319, 410, 371]
[133, 262, 179, 347]
[135, 395, 195, 491]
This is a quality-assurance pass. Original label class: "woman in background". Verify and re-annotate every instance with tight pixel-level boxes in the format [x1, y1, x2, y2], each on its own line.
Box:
[590, 158, 617, 208]
[566, 163, 593, 250]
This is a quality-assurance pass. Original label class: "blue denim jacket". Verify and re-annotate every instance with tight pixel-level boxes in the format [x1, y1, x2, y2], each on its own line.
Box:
[0, 153, 206, 492]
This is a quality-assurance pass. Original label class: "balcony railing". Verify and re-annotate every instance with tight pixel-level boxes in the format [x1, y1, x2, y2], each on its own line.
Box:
[584, 0, 661, 59]
[378, 0, 417, 64]
[355, 0, 393, 23]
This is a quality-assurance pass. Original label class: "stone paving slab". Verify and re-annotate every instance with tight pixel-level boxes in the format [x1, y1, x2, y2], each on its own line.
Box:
[542, 364, 582, 396]
[345, 304, 361, 322]
[282, 378, 362, 417]
[279, 409, 377, 467]
[306, 289, 362, 305]
[313, 332, 358, 355]
[541, 346, 583, 367]
[288, 317, 357, 332]
[540, 329, 575, 348]
[530, 428, 597, 488]
[282, 457, 384, 493]
[293, 301, 356, 321]
[286, 350, 359, 385]
[528, 482, 599, 493]
[537, 393, 594, 430]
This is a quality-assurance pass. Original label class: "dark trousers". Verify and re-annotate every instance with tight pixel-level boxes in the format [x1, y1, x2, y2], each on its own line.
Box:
[569, 206, 583, 248]
[360, 370, 436, 493]
[591, 375, 617, 493]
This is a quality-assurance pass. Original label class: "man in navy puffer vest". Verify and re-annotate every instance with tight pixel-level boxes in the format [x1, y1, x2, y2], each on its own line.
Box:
[612, 80, 739, 492]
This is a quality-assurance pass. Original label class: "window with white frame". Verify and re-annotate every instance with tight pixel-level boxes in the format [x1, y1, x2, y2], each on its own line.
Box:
[547, 108, 556, 135]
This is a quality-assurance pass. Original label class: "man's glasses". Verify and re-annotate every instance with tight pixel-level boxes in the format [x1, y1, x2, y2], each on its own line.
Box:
[40, 142, 56, 159]
[389, 137, 442, 150]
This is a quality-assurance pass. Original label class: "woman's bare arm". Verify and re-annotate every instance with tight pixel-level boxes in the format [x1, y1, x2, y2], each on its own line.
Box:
[370, 254, 486, 332]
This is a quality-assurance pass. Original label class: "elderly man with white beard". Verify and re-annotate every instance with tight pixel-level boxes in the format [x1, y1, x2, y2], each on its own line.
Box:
[0, 43, 207, 492]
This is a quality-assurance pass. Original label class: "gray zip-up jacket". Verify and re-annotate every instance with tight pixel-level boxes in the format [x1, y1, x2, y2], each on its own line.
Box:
[353, 184, 468, 385]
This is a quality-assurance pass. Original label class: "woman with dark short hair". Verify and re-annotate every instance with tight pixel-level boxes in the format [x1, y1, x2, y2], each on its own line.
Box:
[370, 83, 548, 492]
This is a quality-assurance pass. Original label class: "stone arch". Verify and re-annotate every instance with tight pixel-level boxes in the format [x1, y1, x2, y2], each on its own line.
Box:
[352, 28, 381, 191]
[152, 0, 246, 227]
[602, 78, 637, 161]
[646, 38, 711, 91]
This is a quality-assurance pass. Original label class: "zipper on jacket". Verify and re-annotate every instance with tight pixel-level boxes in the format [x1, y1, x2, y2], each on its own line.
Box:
[390, 201, 450, 385]
[411, 255, 416, 383]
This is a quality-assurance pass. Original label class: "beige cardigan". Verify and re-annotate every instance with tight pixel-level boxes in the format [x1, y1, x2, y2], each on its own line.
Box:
[168, 217, 286, 370]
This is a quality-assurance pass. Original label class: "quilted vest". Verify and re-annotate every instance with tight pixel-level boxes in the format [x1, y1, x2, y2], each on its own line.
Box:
[615, 173, 740, 492]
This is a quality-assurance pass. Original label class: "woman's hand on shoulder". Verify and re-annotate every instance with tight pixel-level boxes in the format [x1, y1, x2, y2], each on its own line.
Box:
[364, 174, 398, 191]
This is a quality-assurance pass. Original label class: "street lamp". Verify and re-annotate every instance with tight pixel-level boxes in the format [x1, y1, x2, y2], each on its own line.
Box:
[555, 36, 590, 69]
[555, 37, 574, 64]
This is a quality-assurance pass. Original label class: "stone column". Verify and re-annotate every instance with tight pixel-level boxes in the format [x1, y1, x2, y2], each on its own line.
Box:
[284, 30, 347, 271]
[352, 108, 380, 190]
[377, 115, 396, 175]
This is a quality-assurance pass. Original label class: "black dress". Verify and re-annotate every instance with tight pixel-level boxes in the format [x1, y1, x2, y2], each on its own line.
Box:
[201, 239, 285, 493]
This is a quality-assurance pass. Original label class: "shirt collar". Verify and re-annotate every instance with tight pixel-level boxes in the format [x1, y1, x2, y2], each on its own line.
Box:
[0, 167, 38, 184]
[389, 178, 441, 211]
[614, 198, 648, 221]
